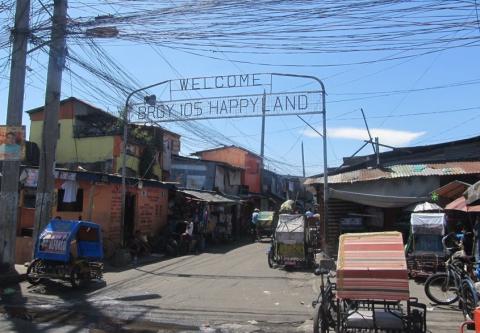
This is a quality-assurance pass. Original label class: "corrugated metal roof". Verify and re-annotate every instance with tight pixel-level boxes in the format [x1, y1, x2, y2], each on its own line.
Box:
[179, 189, 237, 203]
[430, 180, 471, 199]
[306, 161, 480, 185]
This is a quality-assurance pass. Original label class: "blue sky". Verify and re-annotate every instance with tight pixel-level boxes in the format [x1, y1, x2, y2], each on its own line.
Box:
[1, 1, 479, 176]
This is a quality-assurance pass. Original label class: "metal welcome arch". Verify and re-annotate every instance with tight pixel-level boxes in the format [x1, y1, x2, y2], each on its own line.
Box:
[120, 73, 328, 250]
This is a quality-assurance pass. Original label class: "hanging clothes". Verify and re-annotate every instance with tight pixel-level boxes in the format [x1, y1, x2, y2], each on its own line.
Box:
[61, 180, 79, 203]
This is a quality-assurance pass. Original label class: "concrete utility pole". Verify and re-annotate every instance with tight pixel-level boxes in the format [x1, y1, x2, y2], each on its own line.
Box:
[301, 141, 305, 178]
[33, 0, 68, 241]
[260, 91, 266, 198]
[0, 0, 30, 272]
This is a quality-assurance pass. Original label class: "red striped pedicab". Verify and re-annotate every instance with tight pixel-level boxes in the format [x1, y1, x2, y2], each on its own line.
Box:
[312, 231, 427, 333]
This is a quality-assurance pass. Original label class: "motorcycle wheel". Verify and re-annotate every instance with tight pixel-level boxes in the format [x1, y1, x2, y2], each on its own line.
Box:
[26, 259, 43, 285]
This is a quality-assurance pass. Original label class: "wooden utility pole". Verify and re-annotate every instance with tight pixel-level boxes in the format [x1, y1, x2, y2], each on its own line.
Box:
[33, 0, 68, 241]
[0, 0, 30, 272]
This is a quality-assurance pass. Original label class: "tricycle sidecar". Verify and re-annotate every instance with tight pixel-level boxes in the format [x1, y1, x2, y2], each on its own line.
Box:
[27, 219, 104, 288]
[312, 232, 427, 333]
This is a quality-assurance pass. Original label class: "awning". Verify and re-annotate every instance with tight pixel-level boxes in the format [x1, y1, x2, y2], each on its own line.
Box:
[445, 196, 480, 212]
[329, 188, 429, 208]
[404, 202, 443, 213]
[464, 180, 480, 205]
[179, 189, 237, 204]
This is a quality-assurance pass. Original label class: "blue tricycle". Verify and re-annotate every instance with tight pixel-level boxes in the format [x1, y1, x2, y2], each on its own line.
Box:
[27, 219, 104, 288]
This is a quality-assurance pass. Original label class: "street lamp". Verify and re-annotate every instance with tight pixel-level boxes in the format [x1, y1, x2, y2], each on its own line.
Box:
[120, 80, 169, 246]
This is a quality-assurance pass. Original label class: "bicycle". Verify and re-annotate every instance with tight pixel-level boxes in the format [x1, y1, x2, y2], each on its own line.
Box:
[424, 234, 478, 319]
[312, 258, 337, 333]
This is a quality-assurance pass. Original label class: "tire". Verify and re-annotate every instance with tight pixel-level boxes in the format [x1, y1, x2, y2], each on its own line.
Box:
[461, 279, 478, 320]
[179, 240, 189, 255]
[313, 298, 332, 333]
[424, 272, 459, 305]
[268, 247, 275, 268]
[26, 259, 42, 285]
[70, 264, 89, 289]
[166, 239, 178, 257]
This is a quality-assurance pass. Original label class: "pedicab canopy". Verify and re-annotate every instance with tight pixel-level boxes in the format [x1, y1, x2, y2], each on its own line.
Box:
[35, 219, 103, 263]
[275, 214, 305, 259]
[257, 211, 274, 228]
[336, 231, 409, 301]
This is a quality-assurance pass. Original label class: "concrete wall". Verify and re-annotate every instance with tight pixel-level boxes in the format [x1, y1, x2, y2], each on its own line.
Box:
[17, 179, 169, 250]
[201, 147, 246, 169]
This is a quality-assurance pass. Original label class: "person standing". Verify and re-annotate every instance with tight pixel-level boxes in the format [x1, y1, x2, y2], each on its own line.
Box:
[251, 208, 259, 241]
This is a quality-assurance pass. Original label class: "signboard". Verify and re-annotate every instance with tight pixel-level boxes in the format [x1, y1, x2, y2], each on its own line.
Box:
[130, 73, 324, 123]
[0, 125, 25, 161]
[38, 230, 70, 254]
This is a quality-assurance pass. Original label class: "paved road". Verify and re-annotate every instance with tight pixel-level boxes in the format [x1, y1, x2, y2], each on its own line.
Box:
[0, 240, 469, 332]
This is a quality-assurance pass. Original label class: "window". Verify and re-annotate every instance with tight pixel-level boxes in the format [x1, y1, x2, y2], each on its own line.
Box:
[57, 188, 83, 212]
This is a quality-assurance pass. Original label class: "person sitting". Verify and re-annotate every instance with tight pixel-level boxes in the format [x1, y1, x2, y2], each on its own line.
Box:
[130, 230, 151, 257]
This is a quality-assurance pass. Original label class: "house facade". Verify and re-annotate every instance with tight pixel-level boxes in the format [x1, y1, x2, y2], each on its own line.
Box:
[306, 136, 480, 255]
[169, 155, 243, 195]
[16, 167, 172, 264]
[192, 146, 262, 194]
[27, 97, 181, 180]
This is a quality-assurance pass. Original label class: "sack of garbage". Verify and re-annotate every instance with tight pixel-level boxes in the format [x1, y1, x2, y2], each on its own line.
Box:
[279, 200, 295, 214]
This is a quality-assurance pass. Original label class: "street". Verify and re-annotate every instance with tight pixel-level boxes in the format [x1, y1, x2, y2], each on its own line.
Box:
[0, 240, 469, 332]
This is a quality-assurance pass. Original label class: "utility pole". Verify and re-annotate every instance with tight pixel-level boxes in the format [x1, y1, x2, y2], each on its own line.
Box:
[33, 0, 68, 241]
[301, 141, 306, 211]
[375, 137, 380, 166]
[0, 0, 30, 272]
[260, 91, 266, 199]
[301, 141, 305, 178]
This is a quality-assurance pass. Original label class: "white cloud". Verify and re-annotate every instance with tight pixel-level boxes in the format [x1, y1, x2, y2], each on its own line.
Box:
[303, 127, 425, 147]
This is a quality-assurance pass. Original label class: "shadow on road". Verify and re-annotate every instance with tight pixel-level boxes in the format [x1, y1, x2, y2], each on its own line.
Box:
[0, 268, 41, 332]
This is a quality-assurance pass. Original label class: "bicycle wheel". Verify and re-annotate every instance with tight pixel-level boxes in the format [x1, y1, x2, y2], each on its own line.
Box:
[461, 279, 478, 320]
[424, 272, 459, 305]
[313, 289, 337, 333]
[267, 247, 275, 268]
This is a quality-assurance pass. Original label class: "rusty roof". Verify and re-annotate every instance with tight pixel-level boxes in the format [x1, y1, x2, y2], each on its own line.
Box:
[430, 180, 471, 200]
[305, 161, 480, 185]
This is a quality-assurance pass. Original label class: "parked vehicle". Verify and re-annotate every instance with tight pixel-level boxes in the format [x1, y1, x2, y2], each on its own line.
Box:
[405, 212, 446, 278]
[256, 211, 277, 239]
[267, 214, 316, 269]
[424, 232, 478, 319]
[27, 219, 104, 288]
[312, 231, 427, 333]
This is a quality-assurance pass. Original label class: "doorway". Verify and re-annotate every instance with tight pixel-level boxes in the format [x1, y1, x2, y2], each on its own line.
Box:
[124, 192, 136, 244]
